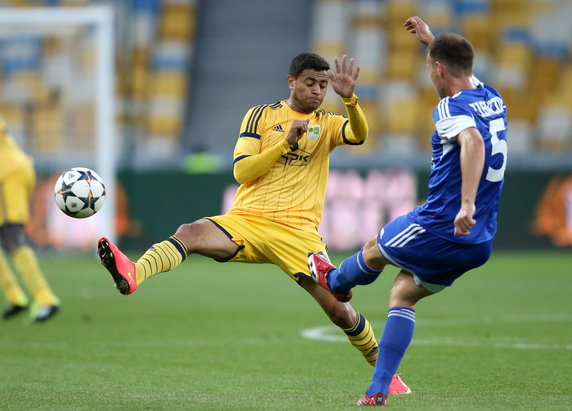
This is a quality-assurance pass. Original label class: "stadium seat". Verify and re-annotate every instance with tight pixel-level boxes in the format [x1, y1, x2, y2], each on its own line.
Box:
[507, 119, 535, 154]
[463, 14, 495, 51]
[310, 0, 349, 59]
[536, 105, 572, 151]
[31, 106, 64, 154]
[386, 50, 418, 80]
[158, 3, 197, 39]
[351, 27, 386, 83]
[385, 0, 416, 26]
[144, 0, 197, 149]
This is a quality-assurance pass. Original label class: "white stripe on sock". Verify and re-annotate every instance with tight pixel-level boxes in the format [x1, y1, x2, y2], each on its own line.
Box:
[389, 309, 416, 322]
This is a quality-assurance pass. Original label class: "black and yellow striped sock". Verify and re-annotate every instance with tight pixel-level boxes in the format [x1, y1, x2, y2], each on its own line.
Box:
[344, 312, 379, 366]
[134, 236, 188, 285]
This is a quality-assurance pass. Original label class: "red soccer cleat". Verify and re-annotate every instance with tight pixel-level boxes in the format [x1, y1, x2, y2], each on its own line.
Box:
[307, 253, 352, 302]
[389, 374, 412, 395]
[98, 237, 137, 295]
[357, 393, 387, 406]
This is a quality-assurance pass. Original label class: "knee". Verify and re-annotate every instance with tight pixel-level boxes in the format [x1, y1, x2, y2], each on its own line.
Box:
[174, 223, 200, 252]
[363, 236, 378, 255]
[175, 223, 192, 238]
[362, 235, 385, 270]
[324, 301, 356, 329]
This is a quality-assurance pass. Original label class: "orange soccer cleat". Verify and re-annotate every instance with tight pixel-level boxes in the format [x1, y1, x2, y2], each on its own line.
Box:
[98, 237, 137, 295]
[389, 374, 412, 395]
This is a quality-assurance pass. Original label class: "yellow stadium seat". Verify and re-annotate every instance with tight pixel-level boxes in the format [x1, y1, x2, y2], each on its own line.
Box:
[385, 0, 416, 25]
[386, 99, 419, 135]
[463, 14, 495, 51]
[360, 99, 381, 137]
[388, 25, 419, 52]
[151, 72, 188, 96]
[0, 105, 25, 134]
[159, 5, 197, 39]
[496, 42, 533, 72]
[147, 114, 183, 136]
[386, 50, 418, 80]
[132, 66, 150, 99]
[31, 106, 64, 154]
[312, 43, 347, 59]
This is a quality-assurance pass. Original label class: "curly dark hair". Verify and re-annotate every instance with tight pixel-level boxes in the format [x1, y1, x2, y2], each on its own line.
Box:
[289, 53, 330, 78]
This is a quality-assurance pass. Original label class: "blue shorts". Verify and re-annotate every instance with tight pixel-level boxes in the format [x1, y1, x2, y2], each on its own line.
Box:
[377, 212, 492, 292]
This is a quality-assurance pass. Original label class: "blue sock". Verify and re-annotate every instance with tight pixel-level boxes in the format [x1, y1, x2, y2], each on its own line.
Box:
[327, 249, 382, 293]
[367, 307, 416, 395]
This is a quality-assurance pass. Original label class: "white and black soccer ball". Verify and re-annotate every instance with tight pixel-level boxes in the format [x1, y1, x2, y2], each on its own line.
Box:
[53, 167, 106, 218]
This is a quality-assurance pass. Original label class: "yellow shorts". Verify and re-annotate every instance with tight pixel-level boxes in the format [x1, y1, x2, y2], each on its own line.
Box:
[0, 166, 35, 226]
[206, 213, 328, 281]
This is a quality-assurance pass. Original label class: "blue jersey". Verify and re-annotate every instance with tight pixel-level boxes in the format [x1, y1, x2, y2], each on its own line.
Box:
[413, 78, 508, 244]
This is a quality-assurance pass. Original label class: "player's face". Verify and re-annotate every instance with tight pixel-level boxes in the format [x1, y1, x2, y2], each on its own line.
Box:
[426, 54, 446, 99]
[288, 69, 328, 113]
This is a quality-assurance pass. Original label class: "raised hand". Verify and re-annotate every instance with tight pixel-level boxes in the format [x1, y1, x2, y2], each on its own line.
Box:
[327, 55, 360, 99]
[404, 16, 435, 46]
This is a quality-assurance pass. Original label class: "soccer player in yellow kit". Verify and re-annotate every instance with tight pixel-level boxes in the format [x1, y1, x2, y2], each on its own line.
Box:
[98, 53, 410, 394]
[0, 116, 60, 322]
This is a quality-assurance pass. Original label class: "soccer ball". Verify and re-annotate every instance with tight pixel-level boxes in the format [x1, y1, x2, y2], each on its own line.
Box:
[53, 167, 106, 218]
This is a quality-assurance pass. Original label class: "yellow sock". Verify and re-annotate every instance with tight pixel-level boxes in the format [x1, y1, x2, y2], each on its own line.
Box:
[134, 236, 188, 285]
[344, 313, 379, 366]
[12, 245, 58, 306]
[0, 249, 28, 305]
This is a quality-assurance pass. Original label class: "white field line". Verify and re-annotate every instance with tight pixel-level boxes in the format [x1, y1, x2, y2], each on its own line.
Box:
[301, 313, 572, 350]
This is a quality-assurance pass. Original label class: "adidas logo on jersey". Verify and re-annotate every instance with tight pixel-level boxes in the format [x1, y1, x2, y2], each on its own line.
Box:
[272, 125, 285, 132]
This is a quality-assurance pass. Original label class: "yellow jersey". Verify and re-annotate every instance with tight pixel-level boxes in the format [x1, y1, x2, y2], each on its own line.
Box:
[229, 99, 366, 232]
[0, 117, 33, 182]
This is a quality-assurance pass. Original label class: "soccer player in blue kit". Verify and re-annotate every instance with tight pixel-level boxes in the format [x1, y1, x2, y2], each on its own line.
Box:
[308, 16, 508, 406]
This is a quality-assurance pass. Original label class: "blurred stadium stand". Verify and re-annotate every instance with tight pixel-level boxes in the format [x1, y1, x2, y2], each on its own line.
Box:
[0, 0, 571, 171]
[312, 0, 572, 169]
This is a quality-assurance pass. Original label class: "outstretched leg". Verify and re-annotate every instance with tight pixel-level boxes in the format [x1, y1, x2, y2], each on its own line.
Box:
[98, 219, 239, 294]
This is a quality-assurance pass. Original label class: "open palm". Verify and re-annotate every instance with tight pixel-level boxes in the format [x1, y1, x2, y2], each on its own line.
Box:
[327, 55, 360, 99]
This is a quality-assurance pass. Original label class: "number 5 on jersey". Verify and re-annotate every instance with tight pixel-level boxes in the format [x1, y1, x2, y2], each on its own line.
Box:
[485, 117, 507, 183]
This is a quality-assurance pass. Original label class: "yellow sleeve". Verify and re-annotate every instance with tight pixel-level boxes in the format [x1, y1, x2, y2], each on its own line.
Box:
[232, 105, 290, 184]
[341, 94, 368, 144]
[233, 139, 290, 184]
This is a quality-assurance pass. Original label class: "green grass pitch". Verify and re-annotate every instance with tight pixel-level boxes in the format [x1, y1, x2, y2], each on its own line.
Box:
[1, 251, 571, 410]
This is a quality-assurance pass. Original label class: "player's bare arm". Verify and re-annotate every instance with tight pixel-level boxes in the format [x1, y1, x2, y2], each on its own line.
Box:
[454, 127, 485, 236]
[404, 16, 435, 46]
[327, 55, 360, 98]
